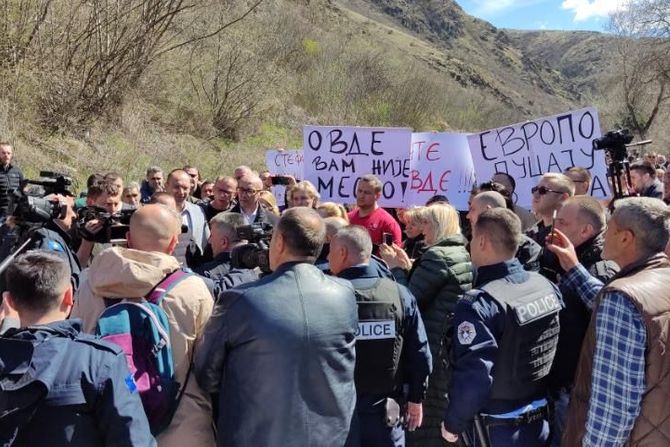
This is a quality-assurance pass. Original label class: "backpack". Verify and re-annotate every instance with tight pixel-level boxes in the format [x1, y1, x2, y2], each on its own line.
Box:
[95, 269, 192, 435]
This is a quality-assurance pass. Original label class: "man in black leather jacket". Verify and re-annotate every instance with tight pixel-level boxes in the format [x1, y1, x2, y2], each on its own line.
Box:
[194, 207, 359, 447]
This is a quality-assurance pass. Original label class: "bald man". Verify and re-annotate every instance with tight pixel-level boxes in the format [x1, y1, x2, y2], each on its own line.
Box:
[315, 216, 394, 279]
[468, 191, 542, 272]
[230, 173, 272, 225]
[71, 204, 216, 447]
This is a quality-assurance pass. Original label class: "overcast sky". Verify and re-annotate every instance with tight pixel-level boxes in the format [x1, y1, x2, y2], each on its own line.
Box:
[456, 0, 625, 31]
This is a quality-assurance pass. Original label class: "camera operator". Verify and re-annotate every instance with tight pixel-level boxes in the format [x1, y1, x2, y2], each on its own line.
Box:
[76, 179, 123, 267]
[0, 193, 81, 292]
[629, 162, 664, 199]
[193, 212, 258, 294]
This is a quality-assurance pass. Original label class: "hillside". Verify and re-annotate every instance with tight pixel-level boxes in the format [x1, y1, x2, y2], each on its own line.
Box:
[0, 0, 655, 188]
[506, 29, 617, 96]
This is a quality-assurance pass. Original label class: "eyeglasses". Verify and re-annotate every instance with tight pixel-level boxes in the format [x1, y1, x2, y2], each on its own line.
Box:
[531, 186, 563, 196]
[238, 187, 260, 195]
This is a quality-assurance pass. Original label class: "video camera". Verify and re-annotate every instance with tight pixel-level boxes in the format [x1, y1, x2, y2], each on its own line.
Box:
[76, 206, 135, 244]
[592, 128, 634, 163]
[231, 222, 273, 273]
[9, 171, 75, 225]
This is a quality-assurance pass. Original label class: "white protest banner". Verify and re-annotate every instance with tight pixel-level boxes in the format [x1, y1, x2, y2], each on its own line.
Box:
[265, 149, 304, 206]
[409, 132, 476, 210]
[303, 126, 412, 207]
[468, 107, 607, 207]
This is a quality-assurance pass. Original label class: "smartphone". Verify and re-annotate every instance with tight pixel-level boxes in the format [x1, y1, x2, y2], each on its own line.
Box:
[549, 209, 557, 245]
[271, 176, 290, 186]
[383, 232, 393, 246]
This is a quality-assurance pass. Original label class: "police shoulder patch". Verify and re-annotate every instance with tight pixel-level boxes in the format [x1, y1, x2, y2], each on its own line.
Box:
[47, 239, 64, 253]
[125, 374, 137, 394]
[457, 321, 477, 345]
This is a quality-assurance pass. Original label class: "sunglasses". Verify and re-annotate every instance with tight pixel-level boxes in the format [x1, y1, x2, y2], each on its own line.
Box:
[531, 186, 563, 195]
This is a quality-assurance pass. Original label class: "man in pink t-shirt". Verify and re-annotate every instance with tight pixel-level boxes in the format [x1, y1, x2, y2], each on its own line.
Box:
[348, 174, 402, 247]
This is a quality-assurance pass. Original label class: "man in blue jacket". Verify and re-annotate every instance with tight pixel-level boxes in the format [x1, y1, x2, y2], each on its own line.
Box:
[0, 251, 154, 447]
[329, 224, 432, 447]
[441, 208, 562, 446]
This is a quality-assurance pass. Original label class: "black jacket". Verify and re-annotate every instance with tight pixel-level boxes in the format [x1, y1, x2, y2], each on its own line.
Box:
[194, 262, 358, 447]
[641, 180, 664, 199]
[516, 234, 541, 272]
[230, 202, 273, 225]
[338, 264, 432, 405]
[0, 221, 81, 292]
[200, 201, 234, 222]
[0, 164, 23, 217]
[0, 319, 155, 447]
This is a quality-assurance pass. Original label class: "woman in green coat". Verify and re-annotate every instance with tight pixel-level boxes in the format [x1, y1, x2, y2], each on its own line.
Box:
[381, 203, 473, 446]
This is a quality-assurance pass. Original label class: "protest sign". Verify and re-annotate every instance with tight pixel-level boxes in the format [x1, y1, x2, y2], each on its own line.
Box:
[468, 107, 607, 207]
[409, 132, 476, 210]
[265, 149, 304, 206]
[303, 126, 412, 207]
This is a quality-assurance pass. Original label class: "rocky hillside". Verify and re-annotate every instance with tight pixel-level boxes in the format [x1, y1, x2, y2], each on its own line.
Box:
[0, 0, 651, 185]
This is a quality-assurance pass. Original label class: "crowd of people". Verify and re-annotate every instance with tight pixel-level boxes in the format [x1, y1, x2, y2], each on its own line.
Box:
[1, 139, 670, 447]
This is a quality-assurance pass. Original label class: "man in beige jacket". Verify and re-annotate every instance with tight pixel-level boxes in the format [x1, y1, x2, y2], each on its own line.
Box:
[71, 204, 215, 447]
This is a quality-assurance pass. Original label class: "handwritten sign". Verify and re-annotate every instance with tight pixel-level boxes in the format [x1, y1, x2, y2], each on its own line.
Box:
[468, 107, 607, 207]
[303, 126, 412, 207]
[409, 133, 476, 210]
[265, 149, 304, 206]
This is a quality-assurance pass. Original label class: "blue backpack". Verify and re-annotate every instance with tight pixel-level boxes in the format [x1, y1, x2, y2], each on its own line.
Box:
[95, 269, 192, 435]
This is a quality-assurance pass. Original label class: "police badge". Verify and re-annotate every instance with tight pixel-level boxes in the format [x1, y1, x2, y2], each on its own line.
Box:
[457, 321, 476, 345]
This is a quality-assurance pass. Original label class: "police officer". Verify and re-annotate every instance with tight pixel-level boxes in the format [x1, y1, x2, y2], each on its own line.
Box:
[441, 208, 562, 447]
[0, 194, 81, 292]
[329, 225, 432, 446]
[0, 251, 154, 446]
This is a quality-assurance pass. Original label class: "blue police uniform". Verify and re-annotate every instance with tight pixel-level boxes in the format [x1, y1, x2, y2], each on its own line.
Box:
[338, 264, 432, 447]
[0, 220, 81, 291]
[443, 259, 562, 447]
[0, 319, 155, 447]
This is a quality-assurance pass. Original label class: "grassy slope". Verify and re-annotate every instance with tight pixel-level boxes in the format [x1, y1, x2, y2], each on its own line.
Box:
[1, 0, 640, 190]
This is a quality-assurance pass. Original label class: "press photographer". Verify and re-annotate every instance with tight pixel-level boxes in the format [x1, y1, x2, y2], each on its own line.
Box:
[193, 212, 259, 297]
[230, 220, 274, 274]
[75, 179, 126, 267]
[0, 172, 81, 292]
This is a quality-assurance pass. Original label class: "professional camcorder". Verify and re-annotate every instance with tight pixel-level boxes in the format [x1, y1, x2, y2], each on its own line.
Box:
[231, 222, 273, 273]
[0, 172, 76, 277]
[592, 128, 634, 163]
[592, 128, 654, 202]
[10, 171, 74, 225]
[77, 206, 135, 244]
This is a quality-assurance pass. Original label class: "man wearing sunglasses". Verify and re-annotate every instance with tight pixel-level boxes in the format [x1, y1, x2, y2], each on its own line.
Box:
[526, 173, 575, 245]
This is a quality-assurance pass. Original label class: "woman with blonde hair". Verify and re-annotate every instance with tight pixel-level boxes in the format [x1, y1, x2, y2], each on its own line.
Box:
[380, 203, 473, 445]
[401, 207, 425, 259]
[287, 181, 320, 208]
[316, 201, 349, 221]
[258, 190, 280, 216]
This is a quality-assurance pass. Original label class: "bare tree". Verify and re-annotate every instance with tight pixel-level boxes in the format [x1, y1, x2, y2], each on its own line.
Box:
[0, 0, 53, 67]
[188, 30, 269, 141]
[609, 0, 670, 139]
[0, 0, 265, 132]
